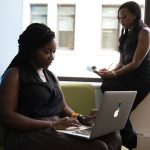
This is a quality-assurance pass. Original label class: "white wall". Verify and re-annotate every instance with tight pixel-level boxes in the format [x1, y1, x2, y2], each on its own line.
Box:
[0, 0, 23, 76]
[0, 0, 145, 78]
[22, 0, 144, 78]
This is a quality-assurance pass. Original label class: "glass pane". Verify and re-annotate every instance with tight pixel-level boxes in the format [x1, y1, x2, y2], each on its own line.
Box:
[102, 29, 118, 49]
[31, 16, 47, 24]
[102, 6, 119, 50]
[58, 5, 75, 49]
[58, 6, 75, 15]
[59, 31, 74, 49]
[31, 5, 47, 25]
[102, 18, 118, 29]
[58, 16, 74, 31]
[31, 5, 47, 15]
[102, 7, 118, 17]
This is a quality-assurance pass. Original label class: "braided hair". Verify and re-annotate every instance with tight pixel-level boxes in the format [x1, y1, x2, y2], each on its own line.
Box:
[3, 23, 55, 75]
[118, 1, 144, 52]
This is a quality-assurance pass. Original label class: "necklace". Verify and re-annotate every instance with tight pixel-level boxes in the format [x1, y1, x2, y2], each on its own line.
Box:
[37, 70, 46, 81]
[39, 74, 45, 77]
[39, 74, 47, 82]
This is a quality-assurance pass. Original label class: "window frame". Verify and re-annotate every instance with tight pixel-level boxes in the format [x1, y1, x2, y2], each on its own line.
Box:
[57, 4, 76, 50]
[30, 4, 48, 25]
[101, 5, 120, 51]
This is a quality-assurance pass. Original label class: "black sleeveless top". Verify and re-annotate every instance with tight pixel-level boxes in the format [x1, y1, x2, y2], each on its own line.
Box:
[17, 63, 63, 118]
[121, 28, 150, 84]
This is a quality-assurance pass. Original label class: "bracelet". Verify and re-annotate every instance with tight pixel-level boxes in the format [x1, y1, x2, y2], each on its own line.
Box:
[111, 71, 117, 78]
[77, 114, 85, 124]
[71, 112, 79, 118]
[46, 121, 55, 130]
[51, 121, 56, 130]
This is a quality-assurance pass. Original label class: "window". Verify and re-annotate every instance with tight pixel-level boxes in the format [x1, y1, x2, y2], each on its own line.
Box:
[102, 6, 119, 50]
[21, 0, 145, 80]
[30, 4, 47, 25]
[57, 5, 75, 50]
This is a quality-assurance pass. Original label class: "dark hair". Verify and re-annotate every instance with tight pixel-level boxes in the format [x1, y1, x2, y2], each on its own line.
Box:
[3, 23, 55, 74]
[118, 1, 143, 51]
[118, 1, 141, 22]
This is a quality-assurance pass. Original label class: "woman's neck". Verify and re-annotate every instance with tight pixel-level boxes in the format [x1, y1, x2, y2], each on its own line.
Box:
[128, 24, 135, 32]
[37, 68, 47, 82]
[30, 59, 42, 70]
[30, 59, 47, 82]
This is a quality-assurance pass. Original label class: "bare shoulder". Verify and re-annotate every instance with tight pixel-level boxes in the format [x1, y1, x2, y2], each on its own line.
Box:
[138, 27, 150, 41]
[1, 67, 19, 85]
[140, 27, 150, 35]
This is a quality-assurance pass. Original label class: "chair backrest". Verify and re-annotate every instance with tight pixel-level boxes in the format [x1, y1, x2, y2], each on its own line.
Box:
[60, 83, 96, 115]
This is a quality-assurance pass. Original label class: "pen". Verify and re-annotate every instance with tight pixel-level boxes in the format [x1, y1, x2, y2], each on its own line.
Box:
[107, 63, 113, 70]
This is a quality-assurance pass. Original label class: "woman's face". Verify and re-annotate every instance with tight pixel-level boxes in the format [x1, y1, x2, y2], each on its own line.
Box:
[32, 40, 56, 68]
[118, 8, 136, 29]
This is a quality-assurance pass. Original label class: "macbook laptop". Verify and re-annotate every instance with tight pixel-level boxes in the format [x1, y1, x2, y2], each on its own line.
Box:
[57, 91, 137, 139]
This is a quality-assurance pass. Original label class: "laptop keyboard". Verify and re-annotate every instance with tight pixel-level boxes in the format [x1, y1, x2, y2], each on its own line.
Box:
[72, 128, 92, 136]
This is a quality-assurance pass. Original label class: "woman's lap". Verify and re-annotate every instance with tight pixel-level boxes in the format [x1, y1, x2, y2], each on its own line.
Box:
[100, 75, 150, 149]
[101, 75, 149, 110]
[4, 129, 121, 150]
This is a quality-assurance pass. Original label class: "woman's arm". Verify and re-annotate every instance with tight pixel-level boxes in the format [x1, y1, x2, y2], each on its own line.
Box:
[59, 89, 74, 117]
[94, 27, 150, 79]
[114, 27, 150, 77]
[94, 54, 124, 79]
[50, 72, 74, 117]
[0, 67, 53, 131]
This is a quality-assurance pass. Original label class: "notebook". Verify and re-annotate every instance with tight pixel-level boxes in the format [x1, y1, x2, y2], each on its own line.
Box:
[57, 91, 137, 139]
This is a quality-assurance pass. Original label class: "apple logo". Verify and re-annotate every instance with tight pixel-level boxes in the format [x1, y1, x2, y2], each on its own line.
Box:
[114, 102, 122, 118]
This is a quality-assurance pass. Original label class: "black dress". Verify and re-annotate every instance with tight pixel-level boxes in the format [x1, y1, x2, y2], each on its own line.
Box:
[4, 63, 121, 150]
[101, 28, 150, 149]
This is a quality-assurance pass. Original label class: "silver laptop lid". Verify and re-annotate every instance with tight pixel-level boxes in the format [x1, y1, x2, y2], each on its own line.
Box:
[90, 91, 137, 138]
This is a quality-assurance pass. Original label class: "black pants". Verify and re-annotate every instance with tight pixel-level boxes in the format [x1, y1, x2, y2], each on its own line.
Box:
[101, 76, 149, 149]
[4, 129, 122, 150]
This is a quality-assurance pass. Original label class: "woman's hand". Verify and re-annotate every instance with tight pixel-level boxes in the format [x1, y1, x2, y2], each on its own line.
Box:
[53, 117, 81, 130]
[77, 109, 98, 126]
[94, 69, 114, 79]
[77, 115, 96, 126]
[88, 108, 99, 116]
